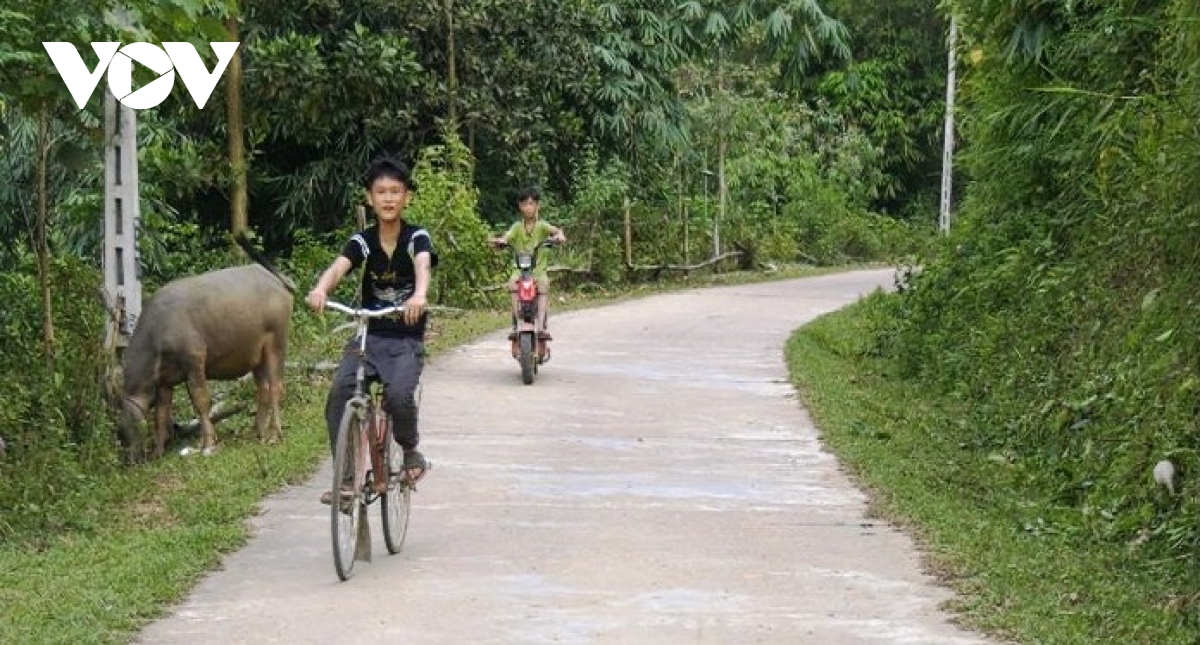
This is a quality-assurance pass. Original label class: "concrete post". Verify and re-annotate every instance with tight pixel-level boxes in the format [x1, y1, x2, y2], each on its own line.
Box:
[103, 91, 142, 347]
[939, 15, 958, 235]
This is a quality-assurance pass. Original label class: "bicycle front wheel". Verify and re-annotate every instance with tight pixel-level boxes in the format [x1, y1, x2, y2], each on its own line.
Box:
[331, 406, 364, 581]
[381, 428, 412, 554]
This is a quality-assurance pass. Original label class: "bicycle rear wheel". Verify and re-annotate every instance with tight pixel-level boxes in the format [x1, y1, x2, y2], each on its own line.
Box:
[381, 428, 412, 554]
[331, 406, 364, 581]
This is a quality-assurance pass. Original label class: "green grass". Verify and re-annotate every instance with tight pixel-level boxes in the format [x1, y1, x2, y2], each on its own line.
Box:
[786, 297, 1200, 644]
[0, 263, 841, 644]
[0, 368, 333, 644]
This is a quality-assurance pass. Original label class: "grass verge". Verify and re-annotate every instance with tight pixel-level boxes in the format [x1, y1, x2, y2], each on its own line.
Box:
[786, 295, 1200, 644]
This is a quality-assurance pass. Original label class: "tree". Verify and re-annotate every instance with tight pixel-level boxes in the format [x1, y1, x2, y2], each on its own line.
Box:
[591, 1, 692, 153]
[407, 129, 498, 307]
[225, 7, 247, 238]
[813, 0, 949, 217]
[395, 0, 602, 214]
[199, 7, 425, 238]
[678, 0, 850, 255]
[0, 1, 119, 362]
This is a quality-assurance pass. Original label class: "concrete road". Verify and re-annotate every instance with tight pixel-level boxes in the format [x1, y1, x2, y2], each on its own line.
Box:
[136, 269, 994, 645]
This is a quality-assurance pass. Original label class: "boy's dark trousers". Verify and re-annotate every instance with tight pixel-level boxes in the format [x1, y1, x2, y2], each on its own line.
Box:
[324, 334, 423, 452]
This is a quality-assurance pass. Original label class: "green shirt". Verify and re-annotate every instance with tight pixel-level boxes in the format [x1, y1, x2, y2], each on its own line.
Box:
[505, 219, 555, 253]
[505, 219, 555, 281]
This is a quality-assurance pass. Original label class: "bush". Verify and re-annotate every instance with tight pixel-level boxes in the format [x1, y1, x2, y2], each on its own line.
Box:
[408, 133, 504, 308]
[872, 1, 1200, 612]
[0, 255, 121, 542]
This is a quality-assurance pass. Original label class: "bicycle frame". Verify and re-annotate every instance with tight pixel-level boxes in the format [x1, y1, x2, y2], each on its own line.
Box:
[326, 301, 399, 494]
[323, 300, 416, 580]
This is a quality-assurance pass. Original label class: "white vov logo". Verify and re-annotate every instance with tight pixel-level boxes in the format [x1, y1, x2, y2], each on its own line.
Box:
[42, 42, 240, 110]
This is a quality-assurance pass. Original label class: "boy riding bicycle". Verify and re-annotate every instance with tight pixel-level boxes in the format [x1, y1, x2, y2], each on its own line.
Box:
[307, 156, 435, 502]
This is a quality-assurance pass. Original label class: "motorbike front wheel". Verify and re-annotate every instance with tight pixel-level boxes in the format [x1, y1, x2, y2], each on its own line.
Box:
[519, 332, 535, 385]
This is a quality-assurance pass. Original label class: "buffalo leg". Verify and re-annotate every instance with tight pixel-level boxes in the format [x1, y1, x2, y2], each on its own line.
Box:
[252, 361, 281, 444]
[152, 385, 174, 460]
[185, 371, 217, 453]
[271, 334, 286, 442]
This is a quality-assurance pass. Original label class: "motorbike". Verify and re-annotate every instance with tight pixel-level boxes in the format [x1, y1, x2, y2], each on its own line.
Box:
[492, 238, 559, 385]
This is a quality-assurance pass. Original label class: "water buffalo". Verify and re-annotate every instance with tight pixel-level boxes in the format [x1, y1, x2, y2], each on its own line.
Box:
[119, 264, 292, 461]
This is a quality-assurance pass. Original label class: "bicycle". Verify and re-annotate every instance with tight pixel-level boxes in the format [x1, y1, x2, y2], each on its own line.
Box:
[321, 300, 429, 581]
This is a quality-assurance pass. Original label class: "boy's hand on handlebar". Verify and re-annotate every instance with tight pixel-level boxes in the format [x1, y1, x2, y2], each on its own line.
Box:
[403, 294, 427, 325]
[306, 288, 327, 313]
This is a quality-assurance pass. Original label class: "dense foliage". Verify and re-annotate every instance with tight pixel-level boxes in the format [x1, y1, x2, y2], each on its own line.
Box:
[0, 0, 925, 538]
[815, 0, 948, 218]
[0, 255, 121, 540]
[879, 0, 1200, 617]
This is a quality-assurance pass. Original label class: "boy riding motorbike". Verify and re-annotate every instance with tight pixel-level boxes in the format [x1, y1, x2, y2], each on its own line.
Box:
[488, 185, 566, 343]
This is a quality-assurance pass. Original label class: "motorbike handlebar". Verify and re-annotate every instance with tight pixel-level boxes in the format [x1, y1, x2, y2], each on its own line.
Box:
[490, 239, 561, 250]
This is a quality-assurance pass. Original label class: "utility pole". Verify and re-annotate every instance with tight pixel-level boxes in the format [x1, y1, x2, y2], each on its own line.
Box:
[103, 91, 142, 349]
[939, 14, 958, 235]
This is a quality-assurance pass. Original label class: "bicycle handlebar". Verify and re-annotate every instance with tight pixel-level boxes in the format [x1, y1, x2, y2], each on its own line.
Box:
[323, 301, 404, 318]
[322, 301, 463, 317]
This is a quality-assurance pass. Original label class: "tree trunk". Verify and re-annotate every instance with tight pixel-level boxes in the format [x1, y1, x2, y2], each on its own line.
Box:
[623, 196, 632, 267]
[716, 134, 727, 258]
[679, 159, 688, 265]
[226, 14, 248, 239]
[445, 0, 458, 125]
[714, 50, 726, 259]
[35, 107, 55, 365]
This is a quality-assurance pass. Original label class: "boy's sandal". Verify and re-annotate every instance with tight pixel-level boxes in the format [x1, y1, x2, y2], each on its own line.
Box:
[537, 331, 553, 341]
[403, 450, 429, 483]
[319, 487, 355, 506]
